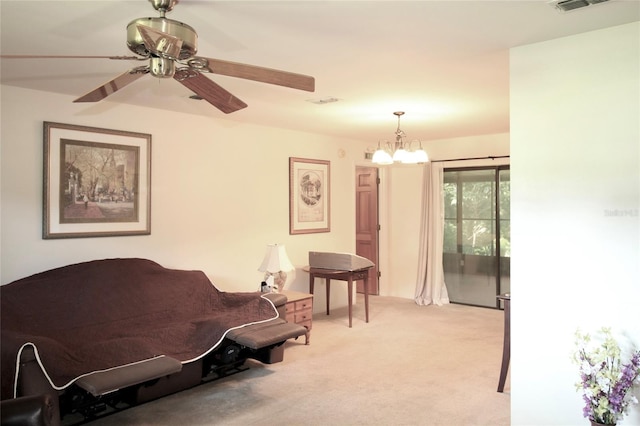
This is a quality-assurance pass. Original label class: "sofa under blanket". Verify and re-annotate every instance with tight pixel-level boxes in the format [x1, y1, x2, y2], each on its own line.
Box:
[0, 258, 280, 401]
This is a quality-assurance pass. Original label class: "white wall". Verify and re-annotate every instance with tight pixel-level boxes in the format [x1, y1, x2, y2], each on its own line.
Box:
[379, 133, 510, 299]
[0, 83, 510, 306]
[511, 22, 640, 425]
[0, 86, 369, 313]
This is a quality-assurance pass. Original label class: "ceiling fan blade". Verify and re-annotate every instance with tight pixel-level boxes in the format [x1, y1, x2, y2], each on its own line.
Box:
[198, 57, 315, 92]
[0, 54, 143, 60]
[136, 25, 183, 60]
[174, 69, 247, 114]
[74, 68, 149, 103]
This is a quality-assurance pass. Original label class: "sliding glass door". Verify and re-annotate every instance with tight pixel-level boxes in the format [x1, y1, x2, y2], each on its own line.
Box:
[443, 166, 510, 308]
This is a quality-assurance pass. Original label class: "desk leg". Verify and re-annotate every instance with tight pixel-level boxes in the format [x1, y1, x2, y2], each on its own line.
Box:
[497, 300, 510, 392]
[364, 274, 369, 323]
[347, 278, 353, 328]
[309, 273, 315, 294]
[326, 278, 331, 316]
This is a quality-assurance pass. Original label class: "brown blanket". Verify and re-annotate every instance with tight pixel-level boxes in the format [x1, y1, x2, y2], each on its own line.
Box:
[0, 258, 277, 399]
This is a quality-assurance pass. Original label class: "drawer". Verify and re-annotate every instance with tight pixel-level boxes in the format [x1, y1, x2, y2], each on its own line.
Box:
[285, 302, 295, 315]
[285, 312, 295, 322]
[295, 310, 312, 323]
[352, 271, 367, 280]
[294, 298, 312, 311]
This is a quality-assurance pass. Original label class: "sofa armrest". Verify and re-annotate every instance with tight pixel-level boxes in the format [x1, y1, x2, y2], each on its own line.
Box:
[262, 292, 288, 318]
[13, 347, 61, 422]
[1, 394, 59, 426]
[262, 292, 287, 308]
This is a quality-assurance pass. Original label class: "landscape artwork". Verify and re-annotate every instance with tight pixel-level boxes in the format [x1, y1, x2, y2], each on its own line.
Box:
[60, 140, 139, 224]
[289, 157, 330, 234]
[44, 122, 151, 239]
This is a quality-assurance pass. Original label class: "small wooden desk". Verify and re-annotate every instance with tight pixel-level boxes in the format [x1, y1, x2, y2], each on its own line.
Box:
[497, 294, 510, 393]
[305, 266, 373, 328]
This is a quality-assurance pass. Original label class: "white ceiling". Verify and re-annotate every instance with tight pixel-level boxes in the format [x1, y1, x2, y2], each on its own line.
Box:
[1, 0, 638, 146]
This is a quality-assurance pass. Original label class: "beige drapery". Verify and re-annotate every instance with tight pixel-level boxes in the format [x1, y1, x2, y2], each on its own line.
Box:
[414, 162, 449, 306]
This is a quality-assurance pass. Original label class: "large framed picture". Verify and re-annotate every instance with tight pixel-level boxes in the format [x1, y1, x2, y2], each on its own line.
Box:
[289, 157, 330, 234]
[43, 122, 152, 239]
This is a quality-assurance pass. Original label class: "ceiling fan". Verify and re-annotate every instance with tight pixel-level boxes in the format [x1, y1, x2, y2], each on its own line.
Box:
[2, 0, 315, 114]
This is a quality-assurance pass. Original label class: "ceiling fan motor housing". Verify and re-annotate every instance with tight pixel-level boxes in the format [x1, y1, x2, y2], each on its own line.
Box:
[127, 17, 197, 60]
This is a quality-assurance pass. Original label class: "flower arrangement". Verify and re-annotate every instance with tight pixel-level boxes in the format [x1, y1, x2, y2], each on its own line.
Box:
[572, 327, 640, 425]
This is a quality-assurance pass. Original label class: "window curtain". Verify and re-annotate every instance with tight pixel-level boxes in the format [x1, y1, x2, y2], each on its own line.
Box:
[414, 161, 450, 306]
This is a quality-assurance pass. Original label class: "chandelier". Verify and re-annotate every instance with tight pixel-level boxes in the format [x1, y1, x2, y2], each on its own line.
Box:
[371, 111, 429, 165]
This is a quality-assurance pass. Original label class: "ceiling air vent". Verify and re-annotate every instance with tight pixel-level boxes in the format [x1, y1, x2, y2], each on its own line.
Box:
[549, 0, 610, 12]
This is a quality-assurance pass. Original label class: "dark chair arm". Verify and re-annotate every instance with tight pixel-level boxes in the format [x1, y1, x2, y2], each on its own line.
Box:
[1, 394, 59, 426]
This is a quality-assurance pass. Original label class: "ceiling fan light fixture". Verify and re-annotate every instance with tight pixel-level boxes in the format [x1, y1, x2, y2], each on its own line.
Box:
[149, 57, 175, 78]
[371, 112, 430, 165]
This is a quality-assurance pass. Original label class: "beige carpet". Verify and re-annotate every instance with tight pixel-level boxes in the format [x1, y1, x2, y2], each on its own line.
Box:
[91, 295, 510, 426]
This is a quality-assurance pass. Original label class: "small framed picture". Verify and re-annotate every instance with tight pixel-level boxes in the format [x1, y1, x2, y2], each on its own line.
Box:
[43, 122, 151, 239]
[289, 157, 330, 234]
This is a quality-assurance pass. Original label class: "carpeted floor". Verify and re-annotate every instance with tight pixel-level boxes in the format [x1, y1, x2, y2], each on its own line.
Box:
[90, 295, 510, 426]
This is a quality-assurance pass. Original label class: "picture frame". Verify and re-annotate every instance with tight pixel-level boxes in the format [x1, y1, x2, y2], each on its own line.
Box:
[289, 157, 330, 234]
[43, 122, 152, 239]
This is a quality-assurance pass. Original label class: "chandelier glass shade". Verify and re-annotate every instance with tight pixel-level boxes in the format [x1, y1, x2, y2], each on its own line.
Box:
[371, 112, 429, 165]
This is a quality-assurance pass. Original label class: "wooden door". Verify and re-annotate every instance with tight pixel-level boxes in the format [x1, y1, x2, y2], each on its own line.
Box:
[355, 166, 379, 295]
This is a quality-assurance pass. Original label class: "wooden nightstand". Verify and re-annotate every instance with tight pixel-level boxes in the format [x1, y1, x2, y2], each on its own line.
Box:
[280, 290, 313, 345]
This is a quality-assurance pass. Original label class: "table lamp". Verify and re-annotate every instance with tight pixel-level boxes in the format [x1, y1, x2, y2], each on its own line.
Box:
[258, 244, 294, 292]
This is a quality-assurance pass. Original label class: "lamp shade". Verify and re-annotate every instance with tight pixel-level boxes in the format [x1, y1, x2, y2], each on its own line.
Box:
[392, 148, 409, 163]
[258, 244, 294, 273]
[372, 149, 393, 165]
[413, 148, 429, 163]
[401, 150, 419, 164]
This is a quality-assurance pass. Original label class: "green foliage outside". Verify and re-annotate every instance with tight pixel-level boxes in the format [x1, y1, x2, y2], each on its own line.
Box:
[443, 169, 510, 257]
